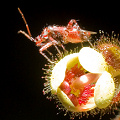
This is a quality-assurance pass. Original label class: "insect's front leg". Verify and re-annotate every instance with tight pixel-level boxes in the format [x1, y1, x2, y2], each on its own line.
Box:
[39, 42, 54, 63]
[18, 30, 36, 42]
[67, 19, 80, 30]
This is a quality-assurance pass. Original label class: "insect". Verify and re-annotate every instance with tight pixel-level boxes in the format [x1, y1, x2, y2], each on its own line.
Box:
[18, 8, 96, 63]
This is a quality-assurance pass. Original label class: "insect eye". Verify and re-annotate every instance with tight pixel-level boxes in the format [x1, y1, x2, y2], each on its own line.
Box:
[82, 35, 88, 40]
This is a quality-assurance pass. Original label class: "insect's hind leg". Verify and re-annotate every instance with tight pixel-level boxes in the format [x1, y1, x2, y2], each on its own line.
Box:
[67, 19, 80, 30]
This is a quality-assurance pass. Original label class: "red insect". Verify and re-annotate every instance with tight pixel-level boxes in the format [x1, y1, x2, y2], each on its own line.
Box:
[18, 8, 96, 63]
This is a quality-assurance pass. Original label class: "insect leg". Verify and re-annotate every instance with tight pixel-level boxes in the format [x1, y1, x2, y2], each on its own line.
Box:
[60, 44, 67, 52]
[87, 39, 94, 48]
[49, 37, 62, 57]
[54, 45, 62, 57]
[18, 30, 36, 42]
[46, 49, 53, 56]
[39, 42, 54, 63]
[40, 52, 54, 63]
[67, 19, 80, 30]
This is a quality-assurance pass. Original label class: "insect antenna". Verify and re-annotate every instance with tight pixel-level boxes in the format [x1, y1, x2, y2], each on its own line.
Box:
[18, 8, 37, 43]
[18, 7, 32, 37]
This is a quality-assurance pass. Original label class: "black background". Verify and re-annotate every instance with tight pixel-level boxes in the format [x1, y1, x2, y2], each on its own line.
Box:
[2, 1, 120, 120]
